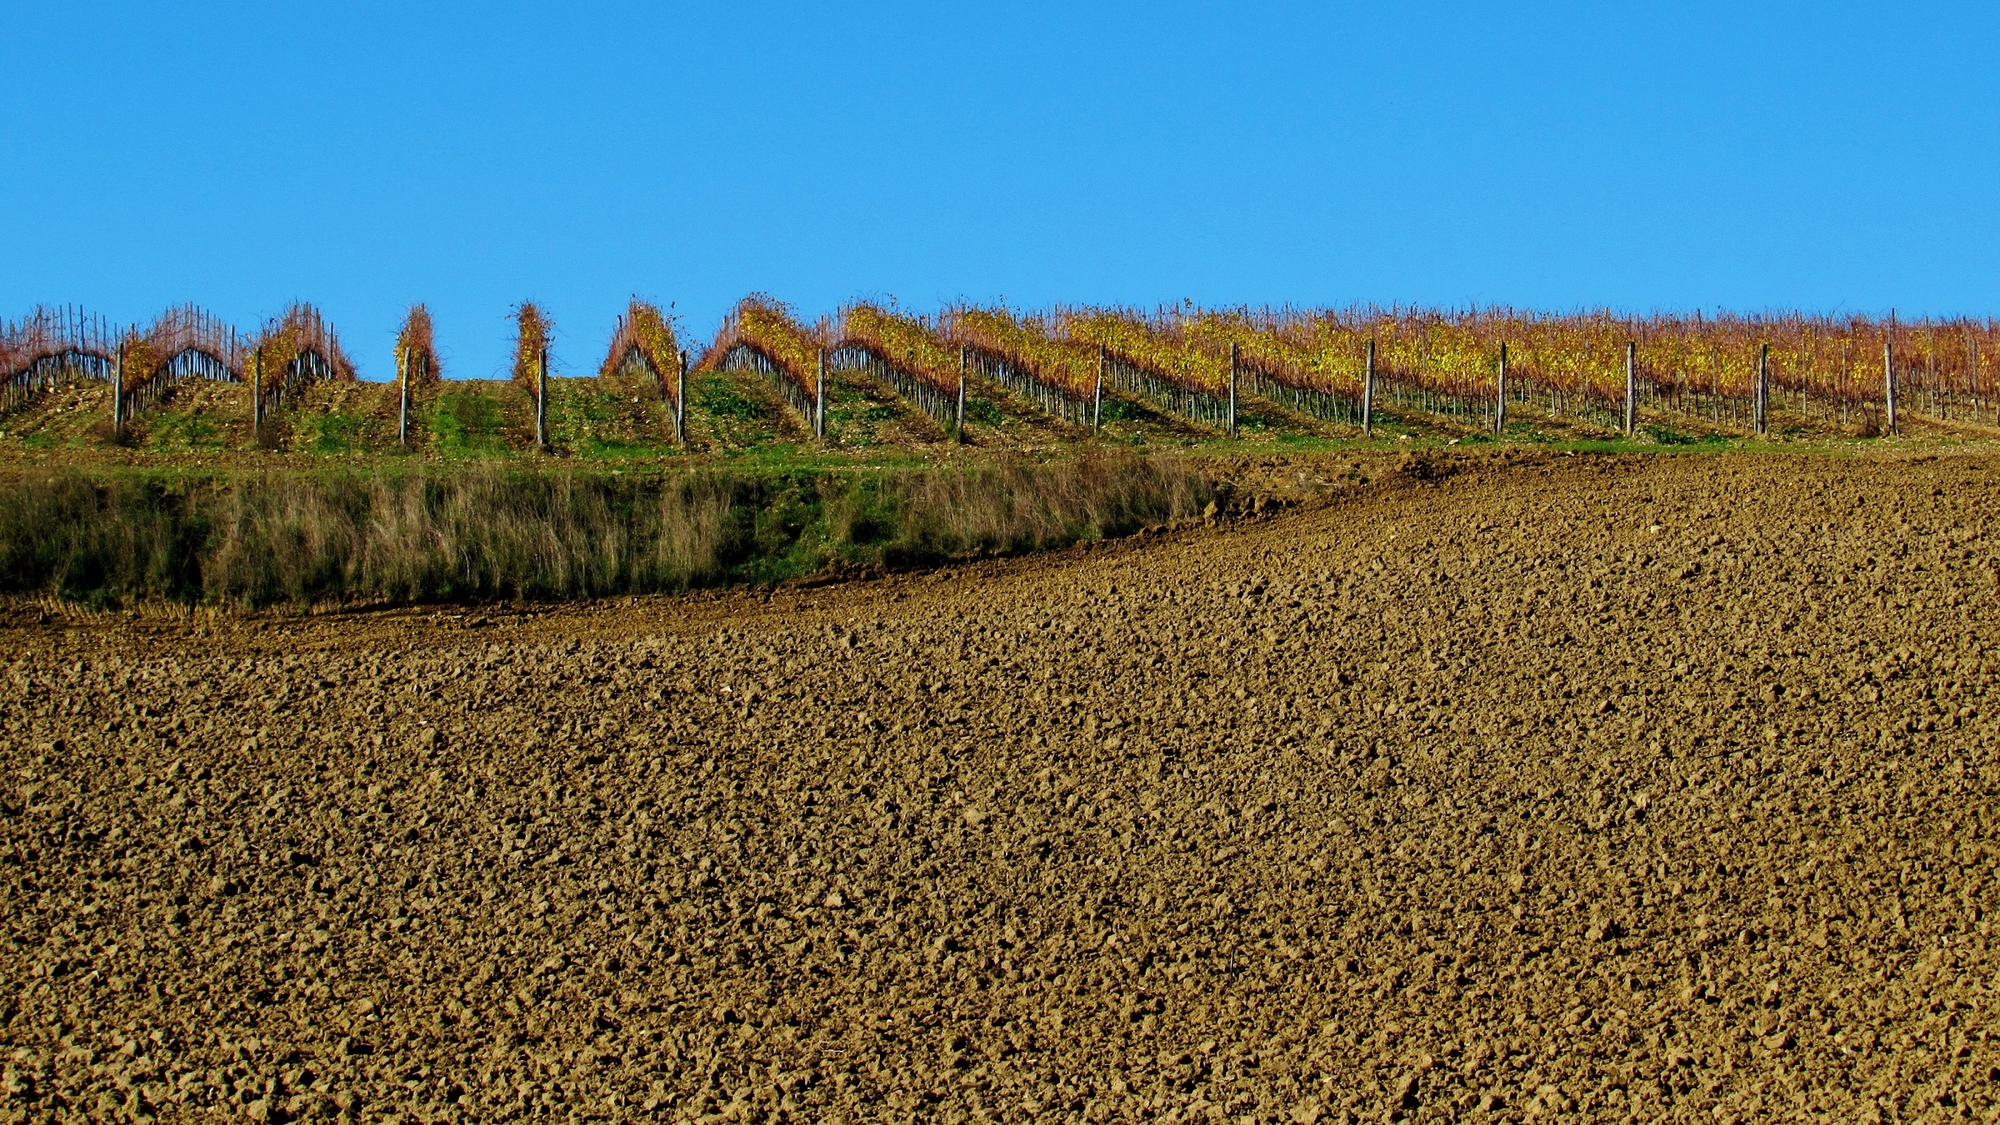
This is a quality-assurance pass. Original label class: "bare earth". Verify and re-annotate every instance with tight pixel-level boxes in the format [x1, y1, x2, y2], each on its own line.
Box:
[5, 451, 2000, 1123]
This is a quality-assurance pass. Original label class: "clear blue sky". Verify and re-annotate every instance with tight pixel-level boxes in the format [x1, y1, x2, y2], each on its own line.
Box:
[4, 2, 1995, 381]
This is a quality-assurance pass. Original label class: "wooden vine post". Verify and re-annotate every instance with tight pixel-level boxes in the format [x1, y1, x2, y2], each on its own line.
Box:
[815, 348, 827, 439]
[400, 347, 412, 447]
[535, 343, 549, 449]
[955, 344, 967, 435]
[1755, 342, 1769, 436]
[675, 349, 687, 445]
[111, 341, 125, 438]
[1227, 341, 1239, 437]
[1093, 344, 1105, 433]
[250, 346, 262, 441]
[1884, 326, 1898, 437]
[1495, 342, 1509, 435]
[1973, 339, 1983, 425]
[1624, 341, 1637, 436]
[1363, 339, 1376, 436]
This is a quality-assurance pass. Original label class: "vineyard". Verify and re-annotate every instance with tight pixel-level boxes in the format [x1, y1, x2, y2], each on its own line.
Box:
[1, 304, 354, 443]
[4, 300, 1996, 455]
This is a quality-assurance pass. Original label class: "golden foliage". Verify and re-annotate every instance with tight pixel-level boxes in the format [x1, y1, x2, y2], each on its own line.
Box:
[943, 307, 1098, 399]
[1040, 307, 2000, 408]
[116, 329, 159, 395]
[248, 304, 355, 392]
[396, 305, 442, 387]
[1057, 308, 1227, 394]
[838, 304, 960, 395]
[698, 296, 825, 400]
[512, 303, 551, 393]
[601, 299, 682, 386]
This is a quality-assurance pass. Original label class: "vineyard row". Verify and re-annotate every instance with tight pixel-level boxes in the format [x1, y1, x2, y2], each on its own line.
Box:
[5, 299, 1995, 441]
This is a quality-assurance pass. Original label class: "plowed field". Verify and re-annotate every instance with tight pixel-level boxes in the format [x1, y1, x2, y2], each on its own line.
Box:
[6, 451, 2000, 1123]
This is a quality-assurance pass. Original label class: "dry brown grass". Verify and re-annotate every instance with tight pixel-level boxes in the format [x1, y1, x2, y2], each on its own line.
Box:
[840, 451, 1214, 564]
[0, 454, 1216, 607]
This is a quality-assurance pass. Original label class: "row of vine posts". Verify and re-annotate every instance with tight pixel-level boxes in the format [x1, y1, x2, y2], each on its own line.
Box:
[0, 301, 1960, 451]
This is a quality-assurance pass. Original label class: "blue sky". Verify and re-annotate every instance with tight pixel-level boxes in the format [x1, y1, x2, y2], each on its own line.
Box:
[4, 1, 1995, 381]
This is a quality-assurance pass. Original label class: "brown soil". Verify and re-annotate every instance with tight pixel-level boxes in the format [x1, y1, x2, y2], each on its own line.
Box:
[4, 451, 1999, 1123]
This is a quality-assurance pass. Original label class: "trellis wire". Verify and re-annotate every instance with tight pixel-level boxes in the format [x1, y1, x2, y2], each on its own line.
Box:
[1374, 372, 1489, 427]
[1505, 374, 1626, 433]
[602, 304, 682, 418]
[248, 304, 351, 421]
[716, 343, 818, 429]
[829, 344, 954, 430]
[960, 343, 1091, 425]
[1238, 360, 1363, 426]
[609, 337, 672, 404]
[1100, 350, 1230, 430]
[1, 305, 119, 411]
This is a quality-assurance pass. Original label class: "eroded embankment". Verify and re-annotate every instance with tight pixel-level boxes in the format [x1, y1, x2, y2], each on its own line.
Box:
[4, 451, 2000, 1123]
